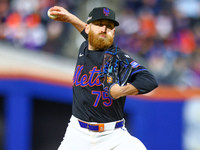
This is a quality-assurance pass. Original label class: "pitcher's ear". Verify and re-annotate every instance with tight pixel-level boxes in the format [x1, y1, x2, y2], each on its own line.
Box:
[113, 28, 116, 37]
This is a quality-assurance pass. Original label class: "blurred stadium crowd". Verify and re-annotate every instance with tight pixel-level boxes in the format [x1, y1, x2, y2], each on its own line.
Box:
[0, 0, 200, 87]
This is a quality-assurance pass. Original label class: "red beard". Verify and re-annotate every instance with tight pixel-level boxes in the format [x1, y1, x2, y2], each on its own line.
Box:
[88, 30, 114, 50]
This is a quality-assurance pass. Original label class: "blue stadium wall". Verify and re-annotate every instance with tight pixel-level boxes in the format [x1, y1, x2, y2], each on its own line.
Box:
[0, 78, 198, 150]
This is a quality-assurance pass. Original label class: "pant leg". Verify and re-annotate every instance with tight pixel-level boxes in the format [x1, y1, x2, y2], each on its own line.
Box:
[92, 126, 147, 150]
[114, 136, 147, 150]
[113, 127, 147, 150]
[57, 117, 91, 150]
[58, 116, 147, 150]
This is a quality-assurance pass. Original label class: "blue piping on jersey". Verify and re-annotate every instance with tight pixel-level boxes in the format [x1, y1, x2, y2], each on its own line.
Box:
[131, 69, 147, 76]
[121, 68, 129, 81]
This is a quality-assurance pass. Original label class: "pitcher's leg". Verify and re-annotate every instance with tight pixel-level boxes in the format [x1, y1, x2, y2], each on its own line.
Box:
[112, 127, 147, 150]
[57, 123, 91, 150]
[114, 136, 147, 150]
[93, 127, 147, 150]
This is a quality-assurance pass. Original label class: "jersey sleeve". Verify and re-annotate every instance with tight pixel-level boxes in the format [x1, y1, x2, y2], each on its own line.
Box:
[81, 29, 88, 40]
[130, 70, 158, 94]
[117, 51, 158, 94]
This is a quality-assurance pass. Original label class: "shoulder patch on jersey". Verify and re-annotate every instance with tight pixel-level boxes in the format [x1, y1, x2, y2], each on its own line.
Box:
[130, 61, 140, 68]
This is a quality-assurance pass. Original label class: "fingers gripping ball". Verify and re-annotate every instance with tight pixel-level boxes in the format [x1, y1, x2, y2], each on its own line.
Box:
[47, 10, 57, 19]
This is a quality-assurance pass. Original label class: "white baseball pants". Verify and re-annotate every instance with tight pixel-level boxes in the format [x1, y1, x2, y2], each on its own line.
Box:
[57, 115, 147, 150]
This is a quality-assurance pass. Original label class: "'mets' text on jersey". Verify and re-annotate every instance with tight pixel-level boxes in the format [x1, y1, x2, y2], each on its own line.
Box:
[72, 41, 127, 123]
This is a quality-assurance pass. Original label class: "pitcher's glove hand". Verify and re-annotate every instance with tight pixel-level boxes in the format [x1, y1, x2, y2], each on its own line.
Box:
[98, 51, 132, 99]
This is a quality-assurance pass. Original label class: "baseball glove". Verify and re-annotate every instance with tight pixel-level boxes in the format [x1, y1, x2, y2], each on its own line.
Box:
[98, 50, 133, 99]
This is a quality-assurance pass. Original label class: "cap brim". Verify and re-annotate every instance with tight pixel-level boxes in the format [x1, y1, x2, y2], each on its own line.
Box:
[88, 18, 119, 26]
[111, 19, 119, 26]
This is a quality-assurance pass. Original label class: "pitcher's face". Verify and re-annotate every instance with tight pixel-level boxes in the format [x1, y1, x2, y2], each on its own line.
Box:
[86, 19, 115, 50]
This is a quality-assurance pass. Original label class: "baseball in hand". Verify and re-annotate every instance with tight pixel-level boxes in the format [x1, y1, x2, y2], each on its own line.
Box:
[47, 10, 57, 19]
